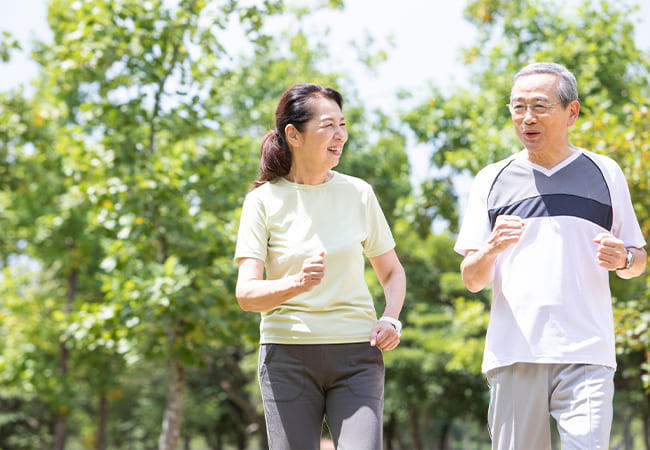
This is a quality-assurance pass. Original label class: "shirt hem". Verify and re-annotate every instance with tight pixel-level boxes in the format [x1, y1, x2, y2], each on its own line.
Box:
[260, 336, 371, 345]
[482, 357, 617, 374]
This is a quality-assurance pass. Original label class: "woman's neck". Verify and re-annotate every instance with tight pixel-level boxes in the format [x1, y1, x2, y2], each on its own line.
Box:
[285, 168, 332, 185]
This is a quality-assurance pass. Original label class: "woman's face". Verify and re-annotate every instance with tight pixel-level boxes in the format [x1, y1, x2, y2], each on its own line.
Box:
[291, 96, 348, 170]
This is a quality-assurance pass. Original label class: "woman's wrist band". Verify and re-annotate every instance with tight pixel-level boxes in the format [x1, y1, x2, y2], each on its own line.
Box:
[379, 316, 402, 337]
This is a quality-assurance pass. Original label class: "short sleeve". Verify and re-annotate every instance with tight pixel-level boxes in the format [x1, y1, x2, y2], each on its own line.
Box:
[607, 160, 646, 248]
[362, 187, 396, 258]
[234, 191, 269, 264]
[454, 167, 494, 256]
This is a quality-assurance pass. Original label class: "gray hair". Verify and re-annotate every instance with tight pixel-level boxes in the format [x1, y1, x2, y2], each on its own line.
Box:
[512, 62, 578, 107]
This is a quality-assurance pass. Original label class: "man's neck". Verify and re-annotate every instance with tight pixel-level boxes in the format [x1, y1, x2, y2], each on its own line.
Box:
[526, 144, 576, 169]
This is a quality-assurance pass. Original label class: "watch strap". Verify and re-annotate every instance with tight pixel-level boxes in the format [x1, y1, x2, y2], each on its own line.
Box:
[379, 316, 402, 336]
[617, 249, 634, 270]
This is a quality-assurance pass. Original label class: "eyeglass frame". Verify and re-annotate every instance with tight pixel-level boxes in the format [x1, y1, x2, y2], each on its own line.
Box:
[506, 101, 562, 116]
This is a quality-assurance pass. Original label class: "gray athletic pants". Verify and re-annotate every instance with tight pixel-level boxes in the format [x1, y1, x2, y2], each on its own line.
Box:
[486, 363, 614, 450]
[258, 343, 384, 450]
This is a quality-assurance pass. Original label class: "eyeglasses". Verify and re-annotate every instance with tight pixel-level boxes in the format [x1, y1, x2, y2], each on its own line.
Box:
[507, 101, 561, 116]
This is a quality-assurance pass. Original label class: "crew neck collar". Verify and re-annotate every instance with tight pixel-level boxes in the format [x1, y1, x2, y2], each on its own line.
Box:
[279, 171, 338, 189]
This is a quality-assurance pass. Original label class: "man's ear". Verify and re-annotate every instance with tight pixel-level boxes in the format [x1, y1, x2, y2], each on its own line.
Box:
[567, 100, 580, 126]
[285, 124, 301, 147]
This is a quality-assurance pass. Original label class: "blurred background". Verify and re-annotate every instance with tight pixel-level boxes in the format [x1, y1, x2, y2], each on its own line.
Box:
[0, 0, 648, 448]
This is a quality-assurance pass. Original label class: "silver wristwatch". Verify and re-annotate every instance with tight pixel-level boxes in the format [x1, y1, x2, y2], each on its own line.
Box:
[623, 249, 635, 270]
[618, 249, 634, 271]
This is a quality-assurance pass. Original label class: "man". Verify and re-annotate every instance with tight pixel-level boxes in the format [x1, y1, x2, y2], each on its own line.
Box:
[454, 62, 646, 449]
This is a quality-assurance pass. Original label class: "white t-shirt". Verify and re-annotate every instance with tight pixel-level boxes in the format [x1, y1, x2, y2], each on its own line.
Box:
[455, 148, 645, 373]
[234, 171, 396, 344]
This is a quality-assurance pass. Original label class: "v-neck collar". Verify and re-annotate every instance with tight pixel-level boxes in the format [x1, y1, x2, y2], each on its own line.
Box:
[516, 148, 583, 177]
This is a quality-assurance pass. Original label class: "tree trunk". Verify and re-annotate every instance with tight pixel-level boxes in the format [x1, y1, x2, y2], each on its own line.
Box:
[438, 422, 451, 450]
[97, 392, 107, 450]
[384, 412, 396, 450]
[220, 351, 267, 448]
[644, 391, 650, 450]
[407, 406, 422, 450]
[54, 268, 77, 450]
[159, 358, 185, 450]
[53, 411, 66, 450]
[622, 416, 632, 450]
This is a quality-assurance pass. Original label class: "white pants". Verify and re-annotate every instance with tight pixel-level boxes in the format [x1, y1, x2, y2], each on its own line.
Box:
[486, 363, 614, 450]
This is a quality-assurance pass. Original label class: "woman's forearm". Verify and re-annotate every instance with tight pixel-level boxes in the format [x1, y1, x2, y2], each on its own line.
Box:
[236, 275, 304, 312]
[369, 250, 406, 319]
[236, 254, 325, 312]
[380, 269, 406, 319]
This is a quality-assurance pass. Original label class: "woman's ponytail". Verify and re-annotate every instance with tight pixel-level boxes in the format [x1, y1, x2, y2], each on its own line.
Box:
[251, 129, 292, 189]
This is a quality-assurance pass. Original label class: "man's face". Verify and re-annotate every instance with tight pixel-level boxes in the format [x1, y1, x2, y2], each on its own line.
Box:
[509, 73, 579, 155]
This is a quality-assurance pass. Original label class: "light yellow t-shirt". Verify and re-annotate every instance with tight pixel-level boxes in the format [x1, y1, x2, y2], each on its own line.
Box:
[234, 171, 396, 344]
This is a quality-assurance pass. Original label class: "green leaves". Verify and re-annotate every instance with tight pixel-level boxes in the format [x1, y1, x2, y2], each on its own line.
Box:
[399, 0, 650, 443]
[3, 0, 645, 446]
[1, 0, 365, 446]
[0, 31, 21, 62]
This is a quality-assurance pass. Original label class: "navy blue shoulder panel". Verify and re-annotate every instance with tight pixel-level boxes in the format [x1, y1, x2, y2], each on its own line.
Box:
[487, 154, 612, 230]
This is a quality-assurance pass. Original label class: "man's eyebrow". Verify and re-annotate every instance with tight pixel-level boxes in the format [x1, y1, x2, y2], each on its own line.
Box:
[511, 95, 550, 102]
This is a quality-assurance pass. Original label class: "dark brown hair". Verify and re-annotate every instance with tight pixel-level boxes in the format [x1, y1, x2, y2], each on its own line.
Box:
[251, 83, 344, 189]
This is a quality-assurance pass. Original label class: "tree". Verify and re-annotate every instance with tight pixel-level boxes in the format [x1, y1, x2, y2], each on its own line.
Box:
[403, 0, 650, 445]
[0, 0, 362, 448]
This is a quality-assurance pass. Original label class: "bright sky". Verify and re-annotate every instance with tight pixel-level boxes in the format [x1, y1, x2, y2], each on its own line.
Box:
[1, 0, 649, 186]
[0, 0, 475, 105]
[302, 0, 477, 110]
[0, 0, 476, 184]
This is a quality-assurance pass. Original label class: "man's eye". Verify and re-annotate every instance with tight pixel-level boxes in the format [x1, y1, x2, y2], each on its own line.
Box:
[513, 105, 526, 112]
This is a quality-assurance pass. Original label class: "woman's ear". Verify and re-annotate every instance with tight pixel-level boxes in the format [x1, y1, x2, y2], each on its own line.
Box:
[285, 124, 301, 147]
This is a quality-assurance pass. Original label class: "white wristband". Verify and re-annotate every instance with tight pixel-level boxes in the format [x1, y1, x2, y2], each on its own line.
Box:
[379, 316, 402, 337]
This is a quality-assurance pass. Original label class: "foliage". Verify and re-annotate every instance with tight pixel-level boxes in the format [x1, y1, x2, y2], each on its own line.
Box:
[1, 0, 649, 447]
[337, 108, 411, 227]
[0, 0, 356, 447]
[403, 0, 650, 445]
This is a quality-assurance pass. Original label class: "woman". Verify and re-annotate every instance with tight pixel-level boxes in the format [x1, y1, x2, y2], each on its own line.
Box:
[234, 83, 406, 449]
